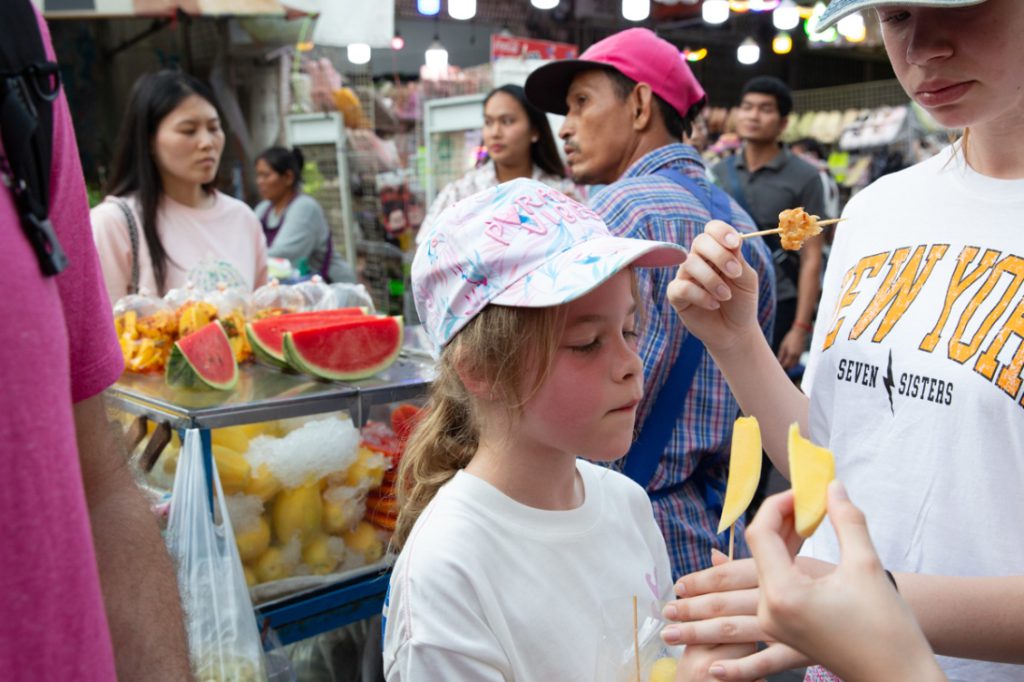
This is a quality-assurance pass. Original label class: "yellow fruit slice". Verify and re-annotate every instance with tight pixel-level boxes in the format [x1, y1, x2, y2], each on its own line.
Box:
[717, 416, 763, 534]
[234, 516, 271, 563]
[649, 657, 678, 682]
[245, 464, 282, 502]
[788, 423, 835, 538]
[254, 547, 291, 583]
[211, 425, 251, 454]
[272, 483, 323, 544]
[302, 535, 340, 575]
[212, 444, 251, 495]
[342, 521, 384, 563]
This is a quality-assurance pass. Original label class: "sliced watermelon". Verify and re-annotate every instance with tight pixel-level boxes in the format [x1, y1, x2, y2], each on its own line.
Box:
[246, 307, 368, 368]
[165, 320, 238, 391]
[283, 316, 404, 381]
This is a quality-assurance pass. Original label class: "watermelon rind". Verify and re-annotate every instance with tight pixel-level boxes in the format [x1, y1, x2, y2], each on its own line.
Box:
[165, 320, 239, 391]
[283, 316, 404, 381]
[246, 308, 369, 369]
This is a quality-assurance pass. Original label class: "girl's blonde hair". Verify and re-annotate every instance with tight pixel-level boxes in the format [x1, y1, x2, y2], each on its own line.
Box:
[392, 303, 567, 550]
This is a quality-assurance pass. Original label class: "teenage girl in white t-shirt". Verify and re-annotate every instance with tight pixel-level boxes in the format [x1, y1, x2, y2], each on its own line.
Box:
[91, 71, 267, 300]
[661, 1, 1024, 681]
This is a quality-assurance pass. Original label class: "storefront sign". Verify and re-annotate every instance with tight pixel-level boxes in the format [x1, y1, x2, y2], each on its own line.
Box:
[490, 34, 578, 62]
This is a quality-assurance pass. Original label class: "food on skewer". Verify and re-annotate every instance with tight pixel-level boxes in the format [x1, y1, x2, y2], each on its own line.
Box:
[739, 207, 843, 251]
[718, 416, 762, 559]
[788, 423, 836, 538]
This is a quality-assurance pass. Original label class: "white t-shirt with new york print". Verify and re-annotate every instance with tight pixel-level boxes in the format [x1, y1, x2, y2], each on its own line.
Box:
[802, 145, 1024, 682]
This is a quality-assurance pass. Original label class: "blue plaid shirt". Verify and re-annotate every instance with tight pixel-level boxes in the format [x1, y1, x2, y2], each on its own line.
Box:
[591, 144, 776, 578]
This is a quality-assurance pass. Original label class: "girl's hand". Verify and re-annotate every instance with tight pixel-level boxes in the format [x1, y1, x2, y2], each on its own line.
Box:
[674, 643, 762, 682]
[667, 221, 763, 355]
[746, 484, 945, 682]
[660, 550, 826, 680]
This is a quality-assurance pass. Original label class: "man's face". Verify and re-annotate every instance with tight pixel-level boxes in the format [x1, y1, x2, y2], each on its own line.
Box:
[558, 70, 636, 185]
[736, 92, 786, 144]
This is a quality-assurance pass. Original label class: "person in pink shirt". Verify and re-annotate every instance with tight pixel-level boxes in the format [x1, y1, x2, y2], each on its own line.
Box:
[0, 2, 191, 679]
[91, 70, 268, 301]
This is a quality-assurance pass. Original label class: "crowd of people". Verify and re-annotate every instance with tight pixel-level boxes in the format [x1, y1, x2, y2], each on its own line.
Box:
[4, 0, 1023, 680]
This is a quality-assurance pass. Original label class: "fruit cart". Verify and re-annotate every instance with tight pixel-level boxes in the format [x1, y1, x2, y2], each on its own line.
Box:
[104, 345, 434, 648]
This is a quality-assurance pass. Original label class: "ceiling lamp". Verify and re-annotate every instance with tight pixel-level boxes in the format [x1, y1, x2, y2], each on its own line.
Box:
[682, 47, 709, 62]
[531, 0, 559, 8]
[391, 32, 405, 50]
[772, 31, 792, 54]
[425, 37, 448, 77]
[417, 0, 440, 16]
[347, 43, 371, 65]
[748, 0, 778, 11]
[837, 12, 866, 40]
[448, 0, 476, 20]
[622, 0, 650, 21]
[702, 0, 730, 24]
[773, 0, 800, 30]
[737, 37, 760, 64]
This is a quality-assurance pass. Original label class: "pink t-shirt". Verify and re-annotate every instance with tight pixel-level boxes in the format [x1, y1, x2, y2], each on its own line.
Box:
[0, 11, 123, 680]
[91, 190, 268, 301]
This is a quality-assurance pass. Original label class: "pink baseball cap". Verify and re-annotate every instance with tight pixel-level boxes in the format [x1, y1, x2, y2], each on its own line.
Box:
[525, 28, 706, 119]
[412, 178, 686, 353]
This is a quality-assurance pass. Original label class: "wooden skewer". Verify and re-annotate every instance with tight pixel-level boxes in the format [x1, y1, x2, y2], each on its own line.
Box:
[739, 218, 845, 241]
[630, 593, 638, 679]
[728, 523, 736, 561]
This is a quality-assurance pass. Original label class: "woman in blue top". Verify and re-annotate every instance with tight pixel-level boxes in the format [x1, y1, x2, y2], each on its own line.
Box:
[254, 146, 354, 283]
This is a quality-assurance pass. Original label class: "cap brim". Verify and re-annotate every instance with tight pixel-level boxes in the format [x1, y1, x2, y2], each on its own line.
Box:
[524, 59, 619, 115]
[815, 0, 987, 30]
[491, 236, 686, 309]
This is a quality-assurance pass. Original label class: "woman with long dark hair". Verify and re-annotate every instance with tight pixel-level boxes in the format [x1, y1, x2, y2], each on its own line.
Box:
[254, 146, 353, 283]
[419, 84, 583, 240]
[91, 70, 267, 300]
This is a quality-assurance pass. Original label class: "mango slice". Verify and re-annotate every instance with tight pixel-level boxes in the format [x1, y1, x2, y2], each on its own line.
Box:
[787, 423, 835, 538]
[717, 416, 763, 534]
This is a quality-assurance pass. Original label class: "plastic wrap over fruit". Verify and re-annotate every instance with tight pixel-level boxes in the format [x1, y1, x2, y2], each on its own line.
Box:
[252, 279, 304, 319]
[113, 290, 177, 373]
[206, 283, 254, 363]
[328, 282, 376, 314]
[293, 275, 336, 311]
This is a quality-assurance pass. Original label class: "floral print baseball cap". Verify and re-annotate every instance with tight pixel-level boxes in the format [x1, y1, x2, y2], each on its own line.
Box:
[412, 178, 686, 353]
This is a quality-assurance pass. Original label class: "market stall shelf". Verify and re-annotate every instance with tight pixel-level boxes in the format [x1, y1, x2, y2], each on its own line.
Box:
[105, 340, 435, 649]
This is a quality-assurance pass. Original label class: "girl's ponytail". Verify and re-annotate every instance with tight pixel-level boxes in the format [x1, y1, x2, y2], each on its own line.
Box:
[393, 357, 477, 550]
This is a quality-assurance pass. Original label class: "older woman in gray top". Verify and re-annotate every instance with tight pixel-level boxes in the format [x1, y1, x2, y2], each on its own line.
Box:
[254, 146, 354, 283]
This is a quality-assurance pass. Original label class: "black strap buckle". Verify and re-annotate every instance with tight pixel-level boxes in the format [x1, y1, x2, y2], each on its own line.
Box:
[22, 209, 68, 276]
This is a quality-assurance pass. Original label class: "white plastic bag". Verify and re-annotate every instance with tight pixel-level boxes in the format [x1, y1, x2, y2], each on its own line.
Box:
[167, 430, 267, 681]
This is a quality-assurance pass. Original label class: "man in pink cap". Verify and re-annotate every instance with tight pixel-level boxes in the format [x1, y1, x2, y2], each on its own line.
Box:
[526, 28, 777, 578]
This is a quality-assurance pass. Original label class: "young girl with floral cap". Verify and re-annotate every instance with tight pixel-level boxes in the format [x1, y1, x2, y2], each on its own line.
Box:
[383, 178, 748, 680]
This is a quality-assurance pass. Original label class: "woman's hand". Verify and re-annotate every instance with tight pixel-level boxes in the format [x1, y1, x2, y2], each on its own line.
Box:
[746, 483, 945, 682]
[674, 643, 762, 682]
[667, 221, 763, 356]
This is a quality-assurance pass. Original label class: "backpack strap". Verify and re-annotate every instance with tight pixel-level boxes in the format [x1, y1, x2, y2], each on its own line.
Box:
[621, 168, 735, 490]
[0, 0, 67, 276]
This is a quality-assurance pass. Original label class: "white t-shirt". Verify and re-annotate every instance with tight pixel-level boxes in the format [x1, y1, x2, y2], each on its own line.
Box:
[382, 460, 673, 682]
[91, 191, 268, 300]
[802, 145, 1024, 681]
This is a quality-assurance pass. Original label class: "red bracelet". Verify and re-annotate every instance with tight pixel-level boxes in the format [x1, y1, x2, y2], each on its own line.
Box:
[792, 321, 813, 333]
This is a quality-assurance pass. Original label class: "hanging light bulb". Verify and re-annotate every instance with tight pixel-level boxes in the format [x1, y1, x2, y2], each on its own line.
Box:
[391, 32, 405, 50]
[417, 0, 440, 16]
[748, 0, 774, 11]
[448, 0, 476, 20]
[702, 0, 730, 24]
[425, 37, 448, 77]
[531, 0, 559, 9]
[837, 12, 865, 39]
[737, 37, 760, 64]
[773, 0, 799, 30]
[622, 0, 650, 21]
[807, 1, 838, 42]
[347, 43, 371, 65]
[772, 31, 792, 54]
